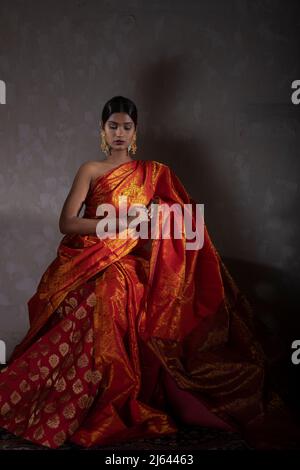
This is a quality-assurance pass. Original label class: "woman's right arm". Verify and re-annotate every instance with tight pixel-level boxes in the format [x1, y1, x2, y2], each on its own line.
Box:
[58, 163, 140, 236]
[59, 162, 100, 236]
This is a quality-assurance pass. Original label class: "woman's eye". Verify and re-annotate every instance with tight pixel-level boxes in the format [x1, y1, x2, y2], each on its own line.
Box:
[109, 124, 132, 130]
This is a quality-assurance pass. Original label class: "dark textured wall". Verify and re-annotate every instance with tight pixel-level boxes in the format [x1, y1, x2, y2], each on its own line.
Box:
[0, 0, 299, 395]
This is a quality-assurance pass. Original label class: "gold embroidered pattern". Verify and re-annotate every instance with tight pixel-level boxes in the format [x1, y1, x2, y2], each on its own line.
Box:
[91, 370, 102, 385]
[1, 402, 11, 415]
[84, 329, 93, 343]
[19, 379, 31, 392]
[72, 379, 84, 395]
[10, 391, 21, 405]
[58, 393, 72, 404]
[40, 344, 50, 356]
[62, 319, 73, 332]
[59, 343, 69, 357]
[15, 411, 27, 423]
[46, 414, 60, 429]
[77, 353, 89, 369]
[68, 419, 79, 434]
[66, 366, 76, 381]
[49, 332, 62, 344]
[62, 403, 76, 419]
[33, 425, 45, 440]
[68, 297, 78, 308]
[78, 394, 91, 410]
[84, 370, 92, 383]
[28, 372, 39, 382]
[40, 367, 50, 379]
[75, 306, 87, 320]
[54, 377, 67, 393]
[86, 293, 97, 307]
[53, 430, 66, 446]
[49, 354, 60, 368]
[44, 403, 56, 414]
[72, 331, 82, 344]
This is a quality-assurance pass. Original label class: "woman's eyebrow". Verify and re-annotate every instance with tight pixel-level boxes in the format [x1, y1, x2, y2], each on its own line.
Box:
[108, 120, 132, 125]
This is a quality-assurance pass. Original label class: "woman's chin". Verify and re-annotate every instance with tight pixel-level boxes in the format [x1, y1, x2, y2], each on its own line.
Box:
[111, 144, 126, 150]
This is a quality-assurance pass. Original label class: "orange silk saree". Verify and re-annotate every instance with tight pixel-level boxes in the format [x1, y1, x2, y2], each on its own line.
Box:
[0, 158, 299, 449]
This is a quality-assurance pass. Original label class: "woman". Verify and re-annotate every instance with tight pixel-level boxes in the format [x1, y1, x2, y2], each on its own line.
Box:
[0, 96, 299, 449]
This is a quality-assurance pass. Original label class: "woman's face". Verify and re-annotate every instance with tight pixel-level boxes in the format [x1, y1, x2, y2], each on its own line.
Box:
[102, 112, 136, 153]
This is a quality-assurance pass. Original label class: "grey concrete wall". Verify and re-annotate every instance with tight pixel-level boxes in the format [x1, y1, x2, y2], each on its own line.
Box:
[0, 0, 299, 373]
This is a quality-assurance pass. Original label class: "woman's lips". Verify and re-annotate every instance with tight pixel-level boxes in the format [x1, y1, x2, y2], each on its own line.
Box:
[114, 140, 125, 143]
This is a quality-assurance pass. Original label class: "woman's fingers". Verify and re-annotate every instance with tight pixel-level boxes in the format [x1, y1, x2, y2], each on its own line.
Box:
[130, 198, 160, 222]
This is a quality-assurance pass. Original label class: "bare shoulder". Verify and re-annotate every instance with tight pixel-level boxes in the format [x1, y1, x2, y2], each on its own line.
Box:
[77, 160, 99, 174]
[73, 161, 104, 184]
[81, 160, 110, 178]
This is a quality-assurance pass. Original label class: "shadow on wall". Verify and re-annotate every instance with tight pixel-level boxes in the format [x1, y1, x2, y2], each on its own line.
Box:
[223, 256, 300, 417]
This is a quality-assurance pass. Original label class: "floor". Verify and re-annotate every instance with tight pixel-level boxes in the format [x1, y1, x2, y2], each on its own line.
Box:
[0, 424, 251, 451]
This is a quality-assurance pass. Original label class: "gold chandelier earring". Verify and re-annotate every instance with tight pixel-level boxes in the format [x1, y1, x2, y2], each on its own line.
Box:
[128, 133, 137, 155]
[100, 129, 110, 156]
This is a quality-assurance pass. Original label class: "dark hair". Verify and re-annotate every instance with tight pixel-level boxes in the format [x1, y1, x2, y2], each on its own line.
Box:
[101, 95, 138, 128]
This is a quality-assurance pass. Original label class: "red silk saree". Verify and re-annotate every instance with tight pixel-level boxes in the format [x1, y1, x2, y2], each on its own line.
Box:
[0, 158, 299, 449]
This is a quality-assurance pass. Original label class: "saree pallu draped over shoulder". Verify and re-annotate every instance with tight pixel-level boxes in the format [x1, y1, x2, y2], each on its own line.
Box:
[0, 158, 299, 449]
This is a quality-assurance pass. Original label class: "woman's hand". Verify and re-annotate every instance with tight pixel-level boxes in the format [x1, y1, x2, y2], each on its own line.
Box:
[146, 196, 159, 220]
[126, 198, 159, 229]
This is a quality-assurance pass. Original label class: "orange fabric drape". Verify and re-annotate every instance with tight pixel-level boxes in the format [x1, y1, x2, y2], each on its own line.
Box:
[0, 158, 299, 449]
